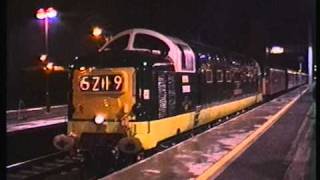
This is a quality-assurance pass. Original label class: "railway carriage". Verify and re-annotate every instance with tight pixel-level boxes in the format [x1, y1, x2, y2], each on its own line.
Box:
[263, 68, 287, 96]
[53, 28, 305, 157]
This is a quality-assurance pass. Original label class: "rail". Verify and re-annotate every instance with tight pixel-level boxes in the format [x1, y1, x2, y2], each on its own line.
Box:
[7, 151, 85, 180]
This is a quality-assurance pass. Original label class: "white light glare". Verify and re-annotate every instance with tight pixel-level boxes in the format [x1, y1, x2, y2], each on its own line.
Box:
[95, 114, 105, 124]
[270, 46, 284, 54]
[46, 7, 58, 18]
[40, 54, 47, 61]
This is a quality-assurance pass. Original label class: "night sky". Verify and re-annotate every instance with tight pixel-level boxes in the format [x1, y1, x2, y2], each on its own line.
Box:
[6, 0, 315, 109]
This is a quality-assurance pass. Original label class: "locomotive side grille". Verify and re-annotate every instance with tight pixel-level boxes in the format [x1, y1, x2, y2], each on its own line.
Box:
[157, 72, 177, 119]
[158, 73, 167, 118]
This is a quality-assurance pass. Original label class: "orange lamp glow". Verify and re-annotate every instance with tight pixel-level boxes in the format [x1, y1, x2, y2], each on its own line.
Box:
[92, 27, 103, 37]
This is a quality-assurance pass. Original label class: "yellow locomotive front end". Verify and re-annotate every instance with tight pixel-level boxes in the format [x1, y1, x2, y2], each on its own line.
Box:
[69, 67, 135, 134]
[53, 66, 140, 153]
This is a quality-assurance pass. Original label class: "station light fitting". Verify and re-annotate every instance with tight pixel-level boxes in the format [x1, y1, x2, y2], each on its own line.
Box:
[46, 62, 54, 70]
[40, 54, 48, 62]
[79, 66, 86, 71]
[36, 7, 57, 19]
[265, 47, 270, 53]
[36, 8, 46, 19]
[46, 7, 58, 18]
[92, 27, 103, 37]
[53, 66, 65, 72]
[270, 46, 284, 54]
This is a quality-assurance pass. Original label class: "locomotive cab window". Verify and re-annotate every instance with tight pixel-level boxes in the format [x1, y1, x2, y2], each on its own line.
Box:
[133, 34, 169, 55]
[177, 44, 195, 72]
[105, 35, 129, 50]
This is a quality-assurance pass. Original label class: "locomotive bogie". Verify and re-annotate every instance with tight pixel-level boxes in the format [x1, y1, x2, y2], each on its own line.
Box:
[263, 68, 286, 96]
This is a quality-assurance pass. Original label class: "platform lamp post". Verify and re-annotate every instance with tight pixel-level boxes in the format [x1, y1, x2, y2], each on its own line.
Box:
[92, 26, 110, 48]
[91, 26, 113, 52]
[267, 45, 284, 65]
[36, 7, 58, 112]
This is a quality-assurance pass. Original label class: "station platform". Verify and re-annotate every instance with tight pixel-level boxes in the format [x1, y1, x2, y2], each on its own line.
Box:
[101, 85, 315, 180]
[7, 116, 67, 133]
[6, 105, 67, 133]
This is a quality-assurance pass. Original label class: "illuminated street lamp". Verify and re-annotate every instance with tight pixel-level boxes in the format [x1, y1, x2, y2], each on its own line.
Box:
[270, 46, 284, 54]
[36, 7, 57, 112]
[266, 46, 285, 56]
[38, 54, 51, 112]
[40, 54, 48, 62]
[91, 26, 113, 51]
[92, 26, 103, 37]
[36, 7, 57, 54]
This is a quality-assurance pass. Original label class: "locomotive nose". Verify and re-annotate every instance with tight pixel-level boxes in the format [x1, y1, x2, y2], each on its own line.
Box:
[53, 134, 75, 151]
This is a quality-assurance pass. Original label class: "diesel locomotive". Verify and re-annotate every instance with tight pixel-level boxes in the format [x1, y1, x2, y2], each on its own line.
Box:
[53, 28, 307, 156]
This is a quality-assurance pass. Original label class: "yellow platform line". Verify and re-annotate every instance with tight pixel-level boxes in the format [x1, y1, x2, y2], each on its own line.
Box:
[197, 88, 309, 180]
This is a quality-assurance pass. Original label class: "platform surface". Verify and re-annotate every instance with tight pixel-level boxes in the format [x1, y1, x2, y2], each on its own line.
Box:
[215, 90, 315, 180]
[101, 86, 314, 180]
[6, 105, 67, 133]
[6, 116, 67, 133]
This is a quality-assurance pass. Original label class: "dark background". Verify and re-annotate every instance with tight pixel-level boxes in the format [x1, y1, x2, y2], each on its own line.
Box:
[6, 0, 316, 109]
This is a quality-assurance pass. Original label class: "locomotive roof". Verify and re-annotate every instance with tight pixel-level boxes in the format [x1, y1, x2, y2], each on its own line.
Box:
[72, 50, 173, 68]
[98, 28, 259, 71]
[99, 28, 196, 73]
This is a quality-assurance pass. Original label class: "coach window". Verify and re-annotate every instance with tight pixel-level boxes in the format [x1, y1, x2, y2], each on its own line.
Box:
[241, 71, 247, 82]
[247, 71, 252, 82]
[105, 35, 129, 50]
[216, 69, 224, 83]
[134, 34, 169, 54]
[225, 70, 232, 83]
[205, 69, 213, 83]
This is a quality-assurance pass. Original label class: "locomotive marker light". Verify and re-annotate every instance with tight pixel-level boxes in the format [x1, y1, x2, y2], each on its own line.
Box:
[94, 114, 105, 124]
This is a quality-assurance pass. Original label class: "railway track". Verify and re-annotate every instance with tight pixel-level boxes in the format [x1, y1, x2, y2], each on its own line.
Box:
[6, 152, 86, 180]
